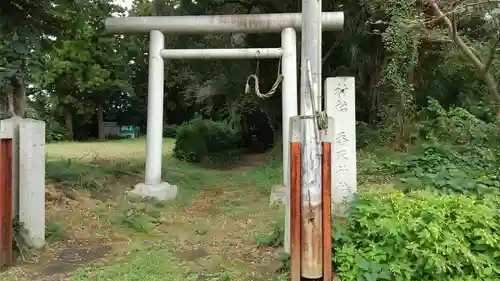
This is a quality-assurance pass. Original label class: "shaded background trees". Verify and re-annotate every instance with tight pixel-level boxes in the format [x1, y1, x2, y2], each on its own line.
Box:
[1, 0, 499, 151]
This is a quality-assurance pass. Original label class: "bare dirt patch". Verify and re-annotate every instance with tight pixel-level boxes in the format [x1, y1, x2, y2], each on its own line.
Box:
[20, 187, 133, 281]
[156, 182, 285, 279]
[34, 243, 112, 280]
[182, 184, 228, 216]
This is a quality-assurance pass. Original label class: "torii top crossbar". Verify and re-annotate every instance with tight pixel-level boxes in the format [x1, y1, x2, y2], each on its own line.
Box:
[105, 12, 344, 33]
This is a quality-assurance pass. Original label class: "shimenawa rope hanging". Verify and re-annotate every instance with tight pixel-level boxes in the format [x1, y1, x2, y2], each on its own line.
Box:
[244, 53, 329, 153]
[244, 51, 283, 99]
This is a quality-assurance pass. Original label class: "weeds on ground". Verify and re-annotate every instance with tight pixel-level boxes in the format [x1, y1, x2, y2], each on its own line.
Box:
[255, 221, 284, 248]
[110, 198, 164, 233]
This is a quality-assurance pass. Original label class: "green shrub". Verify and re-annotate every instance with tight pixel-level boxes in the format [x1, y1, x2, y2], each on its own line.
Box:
[46, 121, 72, 142]
[111, 206, 161, 233]
[380, 144, 500, 197]
[333, 190, 500, 281]
[173, 118, 240, 162]
[380, 100, 500, 197]
[419, 99, 500, 147]
[163, 124, 179, 138]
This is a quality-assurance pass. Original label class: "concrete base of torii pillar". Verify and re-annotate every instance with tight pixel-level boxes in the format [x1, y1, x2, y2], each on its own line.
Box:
[128, 182, 178, 201]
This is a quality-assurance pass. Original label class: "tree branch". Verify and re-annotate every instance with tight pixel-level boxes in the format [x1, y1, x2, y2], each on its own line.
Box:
[485, 34, 500, 72]
[427, 0, 500, 106]
[414, 0, 500, 28]
[322, 40, 339, 64]
[427, 0, 485, 69]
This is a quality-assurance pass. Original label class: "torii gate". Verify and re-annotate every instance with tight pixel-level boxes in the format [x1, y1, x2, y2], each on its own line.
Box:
[105, 11, 345, 281]
[105, 12, 343, 197]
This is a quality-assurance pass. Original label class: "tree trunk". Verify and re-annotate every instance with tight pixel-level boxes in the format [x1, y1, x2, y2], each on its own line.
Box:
[64, 108, 74, 140]
[484, 72, 500, 117]
[13, 79, 26, 117]
[97, 102, 105, 140]
[427, 0, 500, 116]
[368, 37, 384, 124]
[7, 76, 26, 117]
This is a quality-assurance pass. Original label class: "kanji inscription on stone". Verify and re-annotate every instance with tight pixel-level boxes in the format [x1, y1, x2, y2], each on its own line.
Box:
[325, 77, 357, 210]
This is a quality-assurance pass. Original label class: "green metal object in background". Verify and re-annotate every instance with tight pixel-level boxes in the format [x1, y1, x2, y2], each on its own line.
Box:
[119, 125, 140, 138]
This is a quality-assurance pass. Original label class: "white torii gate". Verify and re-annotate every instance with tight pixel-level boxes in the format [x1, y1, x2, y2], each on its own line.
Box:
[104, 12, 344, 199]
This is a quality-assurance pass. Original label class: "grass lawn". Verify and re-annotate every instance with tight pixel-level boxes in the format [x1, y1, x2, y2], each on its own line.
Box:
[1, 138, 286, 281]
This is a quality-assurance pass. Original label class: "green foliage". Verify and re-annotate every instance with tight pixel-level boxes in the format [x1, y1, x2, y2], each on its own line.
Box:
[370, 0, 420, 144]
[45, 220, 65, 241]
[163, 124, 179, 138]
[333, 190, 500, 281]
[46, 121, 72, 142]
[381, 143, 500, 196]
[255, 221, 284, 247]
[112, 206, 161, 233]
[47, 161, 107, 193]
[419, 99, 500, 146]
[380, 101, 500, 196]
[46, 158, 143, 196]
[173, 118, 241, 163]
[0, 0, 60, 97]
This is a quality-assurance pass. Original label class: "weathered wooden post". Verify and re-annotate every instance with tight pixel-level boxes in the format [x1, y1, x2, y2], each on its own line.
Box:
[289, 116, 334, 281]
[288, 0, 339, 279]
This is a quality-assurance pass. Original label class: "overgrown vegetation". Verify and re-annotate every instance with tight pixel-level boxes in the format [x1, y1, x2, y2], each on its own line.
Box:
[257, 103, 500, 280]
[334, 190, 500, 281]
[376, 99, 500, 197]
[173, 118, 241, 163]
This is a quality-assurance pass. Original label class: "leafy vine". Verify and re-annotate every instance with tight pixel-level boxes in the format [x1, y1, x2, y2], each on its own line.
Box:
[376, 0, 421, 146]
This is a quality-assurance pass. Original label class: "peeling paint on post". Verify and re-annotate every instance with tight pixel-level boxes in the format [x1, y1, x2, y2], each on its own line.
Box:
[299, 0, 324, 277]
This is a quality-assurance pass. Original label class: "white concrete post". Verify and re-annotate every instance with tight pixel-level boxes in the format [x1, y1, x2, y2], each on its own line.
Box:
[325, 77, 357, 214]
[281, 28, 297, 190]
[19, 119, 46, 249]
[281, 27, 297, 254]
[130, 30, 178, 201]
[145, 30, 165, 185]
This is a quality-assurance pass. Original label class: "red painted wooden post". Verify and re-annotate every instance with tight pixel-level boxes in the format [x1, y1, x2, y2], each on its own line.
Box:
[290, 142, 301, 281]
[322, 141, 332, 281]
[0, 138, 13, 268]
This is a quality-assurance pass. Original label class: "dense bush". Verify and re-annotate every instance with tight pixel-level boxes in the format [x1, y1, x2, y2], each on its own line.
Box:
[163, 124, 179, 138]
[419, 99, 500, 147]
[46, 121, 72, 142]
[381, 144, 500, 197]
[173, 118, 240, 162]
[333, 190, 500, 281]
[377, 101, 500, 197]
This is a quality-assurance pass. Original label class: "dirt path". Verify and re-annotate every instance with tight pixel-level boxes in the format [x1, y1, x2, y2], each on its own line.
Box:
[156, 182, 285, 279]
[12, 178, 283, 281]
